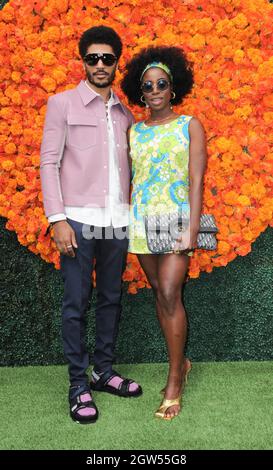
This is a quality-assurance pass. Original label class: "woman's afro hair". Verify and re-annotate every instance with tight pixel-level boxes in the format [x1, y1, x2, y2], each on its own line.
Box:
[121, 46, 194, 107]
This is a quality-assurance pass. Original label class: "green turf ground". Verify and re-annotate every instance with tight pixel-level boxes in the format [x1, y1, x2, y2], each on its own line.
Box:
[1, 362, 272, 450]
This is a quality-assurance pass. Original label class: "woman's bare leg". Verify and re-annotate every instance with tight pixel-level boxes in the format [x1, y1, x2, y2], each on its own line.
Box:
[137, 254, 166, 333]
[138, 253, 190, 418]
[156, 253, 190, 418]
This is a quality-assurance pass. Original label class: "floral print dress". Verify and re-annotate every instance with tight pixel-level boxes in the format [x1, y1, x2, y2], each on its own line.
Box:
[129, 115, 192, 254]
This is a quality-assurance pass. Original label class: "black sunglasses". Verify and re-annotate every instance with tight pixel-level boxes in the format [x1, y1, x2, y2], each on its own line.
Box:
[84, 53, 117, 67]
[141, 78, 171, 93]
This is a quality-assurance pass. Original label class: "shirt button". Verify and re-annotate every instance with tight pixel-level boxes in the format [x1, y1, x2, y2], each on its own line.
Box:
[119, 167, 122, 171]
[113, 121, 116, 124]
[103, 189, 106, 193]
[104, 165, 107, 169]
[104, 141, 107, 144]
[117, 144, 120, 147]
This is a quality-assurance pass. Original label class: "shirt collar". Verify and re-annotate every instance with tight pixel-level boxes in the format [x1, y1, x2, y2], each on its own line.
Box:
[77, 80, 127, 115]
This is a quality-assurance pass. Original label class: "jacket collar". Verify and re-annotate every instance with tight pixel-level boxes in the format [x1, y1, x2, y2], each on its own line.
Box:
[77, 80, 127, 115]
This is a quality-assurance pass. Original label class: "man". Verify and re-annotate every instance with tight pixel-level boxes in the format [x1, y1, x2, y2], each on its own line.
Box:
[40, 26, 142, 424]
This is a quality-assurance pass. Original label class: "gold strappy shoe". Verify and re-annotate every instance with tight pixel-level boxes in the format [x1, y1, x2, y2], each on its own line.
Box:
[156, 360, 192, 420]
[155, 395, 182, 420]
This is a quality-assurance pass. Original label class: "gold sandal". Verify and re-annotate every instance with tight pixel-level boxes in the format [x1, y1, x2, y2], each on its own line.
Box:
[155, 395, 182, 420]
[156, 360, 192, 420]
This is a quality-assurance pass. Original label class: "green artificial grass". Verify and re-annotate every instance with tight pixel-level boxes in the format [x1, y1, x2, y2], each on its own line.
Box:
[0, 362, 272, 450]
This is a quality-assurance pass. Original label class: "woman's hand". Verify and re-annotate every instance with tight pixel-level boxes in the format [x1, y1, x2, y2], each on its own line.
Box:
[174, 226, 198, 253]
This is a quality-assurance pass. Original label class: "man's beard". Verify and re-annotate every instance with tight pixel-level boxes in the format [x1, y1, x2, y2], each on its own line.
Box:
[86, 69, 115, 88]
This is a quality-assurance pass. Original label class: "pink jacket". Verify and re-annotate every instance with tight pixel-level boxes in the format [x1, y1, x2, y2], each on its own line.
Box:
[40, 80, 134, 217]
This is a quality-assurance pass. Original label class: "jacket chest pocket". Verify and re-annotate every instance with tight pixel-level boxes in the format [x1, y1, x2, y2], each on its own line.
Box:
[67, 114, 97, 150]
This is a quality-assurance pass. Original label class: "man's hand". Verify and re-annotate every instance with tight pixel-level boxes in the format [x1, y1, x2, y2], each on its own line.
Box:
[52, 220, 78, 257]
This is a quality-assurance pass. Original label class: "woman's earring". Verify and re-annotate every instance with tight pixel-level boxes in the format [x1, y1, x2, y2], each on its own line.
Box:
[170, 91, 176, 109]
[141, 95, 149, 108]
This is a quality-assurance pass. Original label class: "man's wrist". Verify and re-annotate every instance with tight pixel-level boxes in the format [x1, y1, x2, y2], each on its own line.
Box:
[50, 220, 67, 228]
[46, 219, 67, 235]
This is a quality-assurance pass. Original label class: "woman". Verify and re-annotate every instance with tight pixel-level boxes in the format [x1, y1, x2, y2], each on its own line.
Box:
[121, 46, 207, 420]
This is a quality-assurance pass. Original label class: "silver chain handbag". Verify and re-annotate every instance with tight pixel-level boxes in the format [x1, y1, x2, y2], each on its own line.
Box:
[144, 213, 218, 254]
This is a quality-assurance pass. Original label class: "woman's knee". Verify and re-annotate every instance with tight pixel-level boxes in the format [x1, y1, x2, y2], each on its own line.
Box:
[149, 278, 159, 297]
[156, 286, 181, 314]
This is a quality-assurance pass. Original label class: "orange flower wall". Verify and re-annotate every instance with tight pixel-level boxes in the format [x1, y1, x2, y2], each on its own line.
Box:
[0, 0, 273, 293]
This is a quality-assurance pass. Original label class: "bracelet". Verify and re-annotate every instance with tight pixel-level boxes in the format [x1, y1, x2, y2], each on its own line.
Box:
[45, 221, 61, 236]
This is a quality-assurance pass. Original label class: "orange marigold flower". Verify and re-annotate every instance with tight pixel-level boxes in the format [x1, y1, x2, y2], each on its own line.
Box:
[238, 195, 251, 206]
[232, 13, 249, 30]
[263, 112, 273, 124]
[2, 160, 15, 171]
[123, 269, 135, 282]
[4, 142, 17, 154]
[42, 26, 61, 42]
[10, 124, 23, 136]
[40, 77, 57, 92]
[218, 241, 231, 255]
[258, 58, 273, 79]
[0, 3, 15, 22]
[128, 283, 138, 295]
[110, 5, 132, 23]
[233, 50, 245, 64]
[219, 216, 229, 226]
[234, 105, 252, 120]
[243, 169, 253, 178]
[262, 94, 273, 108]
[11, 71, 21, 83]
[258, 207, 273, 221]
[236, 244, 251, 256]
[223, 191, 238, 205]
[198, 252, 211, 267]
[11, 192, 27, 207]
[224, 206, 234, 216]
[229, 219, 241, 232]
[241, 183, 253, 196]
[215, 137, 231, 153]
[55, 0, 69, 13]
[188, 34, 206, 50]
[241, 227, 254, 242]
[247, 48, 263, 66]
[11, 91, 22, 105]
[229, 89, 240, 100]
[42, 51, 56, 66]
[26, 234, 36, 243]
[52, 69, 67, 85]
[206, 198, 215, 208]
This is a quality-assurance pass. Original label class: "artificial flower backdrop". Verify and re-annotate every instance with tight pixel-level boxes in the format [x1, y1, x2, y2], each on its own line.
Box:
[0, 0, 272, 293]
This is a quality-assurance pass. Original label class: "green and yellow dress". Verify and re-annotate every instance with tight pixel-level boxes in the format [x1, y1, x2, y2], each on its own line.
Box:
[129, 115, 192, 254]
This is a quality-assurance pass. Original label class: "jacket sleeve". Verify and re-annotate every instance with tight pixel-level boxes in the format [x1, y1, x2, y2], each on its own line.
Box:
[125, 107, 135, 128]
[40, 95, 66, 218]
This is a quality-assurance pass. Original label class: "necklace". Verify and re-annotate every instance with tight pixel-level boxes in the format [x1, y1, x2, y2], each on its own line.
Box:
[146, 113, 176, 124]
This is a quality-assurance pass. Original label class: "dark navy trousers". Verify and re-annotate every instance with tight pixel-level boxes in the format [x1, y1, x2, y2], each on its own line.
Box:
[60, 219, 128, 386]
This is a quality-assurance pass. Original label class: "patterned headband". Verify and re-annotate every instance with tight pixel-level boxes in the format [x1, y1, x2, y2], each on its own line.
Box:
[140, 61, 173, 82]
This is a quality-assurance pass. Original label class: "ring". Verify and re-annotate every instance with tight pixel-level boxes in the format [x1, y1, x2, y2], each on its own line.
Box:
[66, 245, 73, 249]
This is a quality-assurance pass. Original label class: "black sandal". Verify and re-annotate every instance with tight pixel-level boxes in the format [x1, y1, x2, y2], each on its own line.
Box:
[69, 385, 99, 424]
[90, 370, 142, 398]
